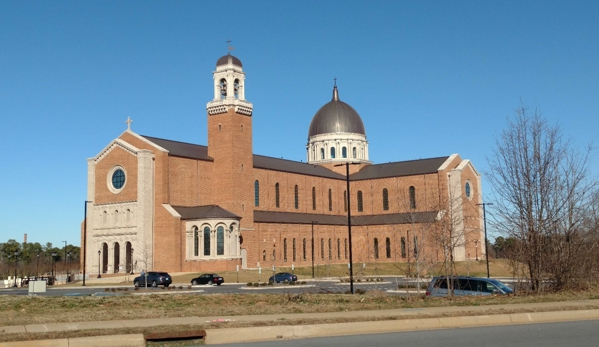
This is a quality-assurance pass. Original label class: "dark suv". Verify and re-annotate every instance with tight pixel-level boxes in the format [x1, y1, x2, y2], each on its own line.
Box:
[133, 272, 172, 288]
[268, 272, 298, 284]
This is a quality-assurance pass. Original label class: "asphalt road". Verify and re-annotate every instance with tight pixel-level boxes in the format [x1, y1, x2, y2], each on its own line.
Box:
[216, 319, 599, 347]
[0, 278, 423, 296]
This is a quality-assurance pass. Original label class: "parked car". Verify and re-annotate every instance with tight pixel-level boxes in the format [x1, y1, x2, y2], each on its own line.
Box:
[268, 272, 298, 284]
[133, 272, 172, 288]
[191, 273, 224, 286]
[426, 276, 513, 297]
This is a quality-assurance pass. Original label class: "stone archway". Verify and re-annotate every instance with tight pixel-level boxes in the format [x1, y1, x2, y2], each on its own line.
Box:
[113, 242, 120, 273]
[101, 243, 108, 274]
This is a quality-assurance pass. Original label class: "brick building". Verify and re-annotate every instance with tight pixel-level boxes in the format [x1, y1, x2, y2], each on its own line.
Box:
[82, 53, 484, 275]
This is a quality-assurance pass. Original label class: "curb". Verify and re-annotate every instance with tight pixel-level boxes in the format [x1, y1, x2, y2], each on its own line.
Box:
[0, 334, 145, 347]
[203, 309, 599, 345]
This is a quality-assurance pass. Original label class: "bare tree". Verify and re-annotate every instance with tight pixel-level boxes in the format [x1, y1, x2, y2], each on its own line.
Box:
[487, 106, 597, 292]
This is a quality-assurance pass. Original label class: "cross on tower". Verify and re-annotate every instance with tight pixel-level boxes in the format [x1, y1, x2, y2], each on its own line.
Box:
[227, 38, 233, 51]
[334, 77, 337, 86]
[125, 117, 133, 131]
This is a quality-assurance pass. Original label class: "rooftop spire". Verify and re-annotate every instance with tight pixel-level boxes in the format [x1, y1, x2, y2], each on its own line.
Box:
[332, 78, 339, 101]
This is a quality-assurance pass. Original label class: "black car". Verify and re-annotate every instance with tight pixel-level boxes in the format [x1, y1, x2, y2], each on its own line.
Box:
[268, 272, 298, 284]
[191, 273, 224, 285]
[133, 272, 172, 287]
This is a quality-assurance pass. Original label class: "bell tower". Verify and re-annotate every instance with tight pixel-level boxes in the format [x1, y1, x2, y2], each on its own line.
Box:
[206, 52, 254, 232]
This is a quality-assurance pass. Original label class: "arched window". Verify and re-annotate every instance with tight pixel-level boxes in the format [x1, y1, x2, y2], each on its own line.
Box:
[233, 78, 240, 98]
[382, 188, 389, 211]
[328, 189, 332, 211]
[284, 238, 288, 262]
[344, 238, 348, 259]
[293, 238, 296, 262]
[219, 78, 227, 98]
[294, 185, 299, 209]
[321, 238, 324, 260]
[273, 250, 276, 261]
[193, 226, 199, 257]
[352, 147, 357, 158]
[203, 227, 211, 256]
[126, 209, 131, 224]
[330, 147, 336, 159]
[312, 187, 316, 210]
[320, 148, 325, 159]
[103, 211, 107, 225]
[217, 226, 224, 255]
[275, 183, 280, 208]
[401, 237, 406, 258]
[114, 210, 118, 224]
[409, 186, 416, 209]
[374, 238, 379, 259]
[337, 238, 341, 259]
[263, 250, 266, 261]
[465, 182, 471, 198]
[328, 238, 332, 260]
[302, 238, 307, 260]
[386, 237, 391, 258]
[357, 191, 363, 212]
[254, 180, 260, 207]
[342, 147, 347, 158]
[413, 236, 419, 258]
[344, 190, 347, 212]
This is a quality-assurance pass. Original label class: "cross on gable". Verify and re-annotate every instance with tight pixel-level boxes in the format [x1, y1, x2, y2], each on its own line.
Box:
[126, 117, 133, 131]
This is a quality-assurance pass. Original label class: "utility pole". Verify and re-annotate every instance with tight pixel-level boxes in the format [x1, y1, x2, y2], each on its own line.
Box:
[477, 202, 493, 278]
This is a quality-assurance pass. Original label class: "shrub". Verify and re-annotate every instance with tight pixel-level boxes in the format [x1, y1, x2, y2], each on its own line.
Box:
[247, 282, 253, 286]
[267, 282, 273, 286]
[301, 281, 307, 285]
[252, 283, 259, 287]
[178, 286, 183, 290]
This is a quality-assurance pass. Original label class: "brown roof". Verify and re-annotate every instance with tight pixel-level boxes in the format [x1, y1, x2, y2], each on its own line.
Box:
[349, 157, 449, 181]
[253, 155, 346, 179]
[141, 135, 212, 161]
[140, 135, 448, 180]
[254, 210, 438, 226]
[172, 205, 241, 220]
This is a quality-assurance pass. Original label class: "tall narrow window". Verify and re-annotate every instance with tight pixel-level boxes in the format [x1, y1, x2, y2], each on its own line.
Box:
[413, 236, 419, 258]
[320, 148, 324, 159]
[217, 226, 224, 255]
[284, 238, 288, 262]
[312, 187, 316, 210]
[293, 238, 296, 262]
[401, 237, 406, 258]
[382, 188, 389, 211]
[328, 189, 332, 211]
[193, 227, 199, 257]
[273, 250, 276, 261]
[357, 191, 363, 212]
[254, 180, 260, 207]
[204, 227, 211, 256]
[343, 190, 347, 212]
[344, 238, 348, 259]
[409, 186, 416, 209]
[374, 238, 379, 259]
[337, 238, 341, 259]
[328, 238, 332, 260]
[294, 185, 299, 209]
[352, 147, 357, 158]
[386, 237, 391, 258]
[302, 238, 307, 260]
[342, 147, 347, 158]
[330, 147, 336, 159]
[275, 183, 280, 208]
[321, 238, 324, 260]
[263, 250, 266, 261]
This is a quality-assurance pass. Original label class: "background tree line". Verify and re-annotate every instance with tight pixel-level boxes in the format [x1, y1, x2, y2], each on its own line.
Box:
[0, 239, 80, 279]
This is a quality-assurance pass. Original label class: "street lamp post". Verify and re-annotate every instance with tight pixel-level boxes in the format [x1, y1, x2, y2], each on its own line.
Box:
[83, 200, 91, 286]
[13, 251, 18, 288]
[51, 252, 57, 284]
[97, 250, 102, 278]
[67, 251, 71, 282]
[477, 202, 493, 278]
[335, 162, 359, 294]
[63, 241, 67, 276]
[311, 221, 317, 279]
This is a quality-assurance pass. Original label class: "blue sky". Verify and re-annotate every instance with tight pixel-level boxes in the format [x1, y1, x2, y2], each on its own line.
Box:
[1, 1, 598, 247]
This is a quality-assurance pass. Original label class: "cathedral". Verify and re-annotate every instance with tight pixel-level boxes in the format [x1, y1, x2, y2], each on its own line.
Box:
[82, 52, 484, 275]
